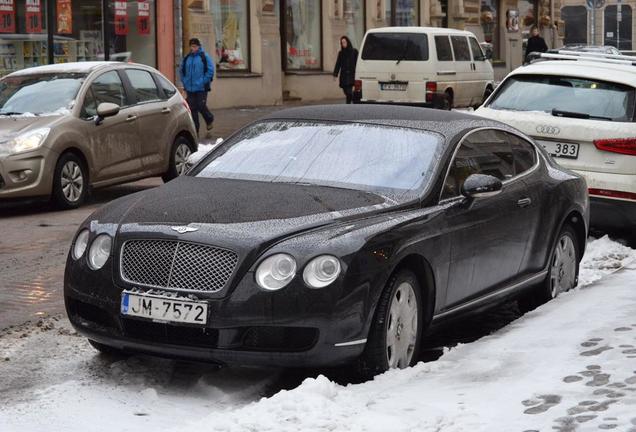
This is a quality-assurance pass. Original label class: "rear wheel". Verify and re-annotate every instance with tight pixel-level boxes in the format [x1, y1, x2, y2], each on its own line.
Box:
[51, 152, 88, 209]
[519, 224, 580, 312]
[162, 136, 193, 182]
[356, 270, 423, 377]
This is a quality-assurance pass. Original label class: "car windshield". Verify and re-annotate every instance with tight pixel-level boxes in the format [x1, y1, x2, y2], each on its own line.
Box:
[192, 121, 444, 201]
[361, 33, 429, 61]
[0, 73, 85, 116]
[488, 74, 635, 121]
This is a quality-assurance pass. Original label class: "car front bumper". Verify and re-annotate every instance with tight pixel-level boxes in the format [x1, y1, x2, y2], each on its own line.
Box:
[0, 148, 56, 200]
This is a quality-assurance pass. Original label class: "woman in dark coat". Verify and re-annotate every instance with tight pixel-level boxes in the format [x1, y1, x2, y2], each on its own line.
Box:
[333, 36, 358, 104]
[525, 25, 548, 63]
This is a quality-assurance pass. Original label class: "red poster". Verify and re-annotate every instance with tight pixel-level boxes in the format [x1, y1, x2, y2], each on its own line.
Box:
[114, 0, 128, 36]
[56, 0, 72, 34]
[26, 0, 42, 33]
[136, 0, 150, 35]
[0, 0, 16, 34]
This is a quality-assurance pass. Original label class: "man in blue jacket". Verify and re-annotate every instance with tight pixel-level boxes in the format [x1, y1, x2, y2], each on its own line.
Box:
[180, 38, 215, 137]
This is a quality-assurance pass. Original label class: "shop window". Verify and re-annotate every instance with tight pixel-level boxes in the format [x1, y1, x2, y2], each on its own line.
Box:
[385, 0, 418, 26]
[561, 6, 587, 45]
[282, 0, 322, 70]
[124, 69, 160, 103]
[183, 0, 250, 72]
[0, 1, 49, 76]
[344, 0, 364, 50]
[604, 5, 632, 50]
[480, 0, 499, 60]
[108, 1, 157, 67]
[54, 0, 104, 64]
[518, 0, 537, 54]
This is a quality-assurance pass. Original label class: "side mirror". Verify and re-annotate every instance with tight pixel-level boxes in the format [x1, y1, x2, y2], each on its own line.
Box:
[95, 102, 120, 125]
[461, 174, 502, 199]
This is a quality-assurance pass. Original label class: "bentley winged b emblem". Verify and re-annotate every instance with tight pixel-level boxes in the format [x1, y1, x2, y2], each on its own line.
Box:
[171, 226, 199, 234]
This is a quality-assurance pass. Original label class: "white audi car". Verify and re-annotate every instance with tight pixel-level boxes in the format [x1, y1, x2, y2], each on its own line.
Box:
[475, 52, 636, 236]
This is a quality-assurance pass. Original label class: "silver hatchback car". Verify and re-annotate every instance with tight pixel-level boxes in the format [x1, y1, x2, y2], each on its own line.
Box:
[0, 61, 198, 208]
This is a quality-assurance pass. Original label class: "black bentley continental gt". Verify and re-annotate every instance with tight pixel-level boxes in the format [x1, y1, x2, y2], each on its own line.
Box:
[64, 105, 589, 375]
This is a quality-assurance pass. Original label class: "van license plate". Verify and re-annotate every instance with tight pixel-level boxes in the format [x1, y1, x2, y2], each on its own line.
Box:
[538, 140, 580, 159]
[380, 83, 407, 91]
[121, 291, 208, 325]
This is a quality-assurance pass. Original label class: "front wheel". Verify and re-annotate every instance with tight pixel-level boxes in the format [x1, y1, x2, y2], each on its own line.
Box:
[519, 224, 580, 312]
[356, 270, 423, 377]
[52, 152, 88, 209]
[162, 136, 193, 182]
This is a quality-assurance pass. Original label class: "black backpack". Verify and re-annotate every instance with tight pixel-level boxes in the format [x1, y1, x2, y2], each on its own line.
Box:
[182, 51, 211, 92]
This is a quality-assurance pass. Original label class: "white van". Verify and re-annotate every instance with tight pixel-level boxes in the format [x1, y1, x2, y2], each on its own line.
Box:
[354, 27, 495, 109]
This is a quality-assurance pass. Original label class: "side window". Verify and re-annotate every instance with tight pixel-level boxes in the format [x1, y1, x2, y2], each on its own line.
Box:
[442, 130, 514, 199]
[91, 71, 126, 107]
[469, 37, 485, 61]
[125, 69, 160, 103]
[435, 35, 453, 61]
[451, 36, 472, 61]
[510, 134, 537, 174]
[157, 74, 177, 99]
[81, 88, 97, 119]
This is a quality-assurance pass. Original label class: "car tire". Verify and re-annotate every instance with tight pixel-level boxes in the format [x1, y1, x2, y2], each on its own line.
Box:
[51, 152, 88, 210]
[162, 136, 193, 183]
[88, 339, 128, 357]
[356, 269, 423, 377]
[518, 224, 580, 313]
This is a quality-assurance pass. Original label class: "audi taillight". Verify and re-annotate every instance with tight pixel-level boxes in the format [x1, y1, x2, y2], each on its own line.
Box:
[426, 81, 437, 104]
[354, 79, 362, 92]
[589, 188, 636, 201]
[593, 138, 636, 156]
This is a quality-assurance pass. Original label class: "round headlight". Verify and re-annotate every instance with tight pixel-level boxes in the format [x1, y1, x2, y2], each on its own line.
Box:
[72, 229, 89, 260]
[255, 254, 297, 291]
[88, 234, 112, 270]
[303, 255, 341, 288]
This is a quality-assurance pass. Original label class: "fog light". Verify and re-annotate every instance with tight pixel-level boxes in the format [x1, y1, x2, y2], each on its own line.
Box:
[9, 169, 33, 182]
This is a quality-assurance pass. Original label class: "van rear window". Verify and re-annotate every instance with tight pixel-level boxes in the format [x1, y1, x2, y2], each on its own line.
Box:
[361, 33, 429, 61]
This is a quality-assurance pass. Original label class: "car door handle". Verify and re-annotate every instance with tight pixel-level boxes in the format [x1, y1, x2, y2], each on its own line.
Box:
[161, 107, 171, 114]
[517, 197, 532, 208]
[126, 115, 138, 122]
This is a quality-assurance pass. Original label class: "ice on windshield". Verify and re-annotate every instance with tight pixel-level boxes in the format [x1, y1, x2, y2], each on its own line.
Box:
[488, 75, 635, 121]
[194, 121, 444, 199]
[0, 74, 84, 116]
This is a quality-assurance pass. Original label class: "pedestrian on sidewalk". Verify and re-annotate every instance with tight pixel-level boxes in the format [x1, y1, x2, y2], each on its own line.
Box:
[180, 38, 215, 137]
[525, 25, 548, 63]
[333, 36, 358, 104]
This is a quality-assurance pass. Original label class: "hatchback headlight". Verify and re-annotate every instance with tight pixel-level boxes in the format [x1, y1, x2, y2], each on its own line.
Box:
[9, 128, 50, 155]
[72, 229, 89, 260]
[255, 254, 297, 291]
[303, 255, 341, 288]
[88, 234, 112, 270]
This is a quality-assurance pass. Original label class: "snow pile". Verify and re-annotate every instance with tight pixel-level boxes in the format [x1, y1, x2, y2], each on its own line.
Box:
[189, 143, 217, 164]
[579, 235, 636, 286]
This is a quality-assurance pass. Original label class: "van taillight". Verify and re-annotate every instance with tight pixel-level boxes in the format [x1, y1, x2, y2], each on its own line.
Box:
[593, 138, 636, 156]
[354, 80, 362, 92]
[426, 81, 437, 104]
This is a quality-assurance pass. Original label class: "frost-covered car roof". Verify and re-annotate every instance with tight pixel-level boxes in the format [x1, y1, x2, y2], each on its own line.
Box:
[510, 60, 636, 88]
[259, 104, 515, 142]
[6, 61, 149, 76]
[367, 26, 475, 36]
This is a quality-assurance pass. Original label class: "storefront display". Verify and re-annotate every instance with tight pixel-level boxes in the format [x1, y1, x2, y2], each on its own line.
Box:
[344, 0, 363, 49]
[283, 0, 321, 70]
[385, 0, 418, 26]
[109, 0, 156, 66]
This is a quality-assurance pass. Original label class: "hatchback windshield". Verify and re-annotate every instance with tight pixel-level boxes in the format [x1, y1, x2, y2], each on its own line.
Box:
[193, 121, 444, 201]
[361, 33, 429, 61]
[0, 73, 85, 115]
[488, 74, 635, 121]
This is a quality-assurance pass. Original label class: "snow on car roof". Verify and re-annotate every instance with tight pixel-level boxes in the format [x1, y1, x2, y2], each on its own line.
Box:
[366, 26, 474, 36]
[510, 60, 636, 88]
[6, 61, 152, 76]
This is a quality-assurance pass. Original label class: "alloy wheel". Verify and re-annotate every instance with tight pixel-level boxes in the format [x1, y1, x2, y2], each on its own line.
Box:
[60, 160, 84, 203]
[549, 234, 577, 298]
[386, 281, 419, 368]
[174, 143, 192, 176]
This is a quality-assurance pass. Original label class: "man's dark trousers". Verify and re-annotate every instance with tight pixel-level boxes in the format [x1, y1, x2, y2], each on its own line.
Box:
[186, 91, 214, 133]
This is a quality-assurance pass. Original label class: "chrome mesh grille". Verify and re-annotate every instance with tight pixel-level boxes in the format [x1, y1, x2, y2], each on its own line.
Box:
[120, 240, 238, 292]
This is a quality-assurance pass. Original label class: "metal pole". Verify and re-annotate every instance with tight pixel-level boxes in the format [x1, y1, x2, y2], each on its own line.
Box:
[591, 6, 595, 46]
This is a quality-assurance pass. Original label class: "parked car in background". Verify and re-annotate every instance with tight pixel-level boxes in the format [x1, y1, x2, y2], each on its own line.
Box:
[0, 62, 197, 209]
[65, 105, 587, 377]
[475, 52, 636, 236]
[354, 27, 495, 109]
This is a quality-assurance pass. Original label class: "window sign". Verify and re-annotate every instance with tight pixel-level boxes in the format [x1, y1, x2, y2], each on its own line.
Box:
[0, 0, 16, 33]
[114, 0, 128, 36]
[26, 0, 43, 33]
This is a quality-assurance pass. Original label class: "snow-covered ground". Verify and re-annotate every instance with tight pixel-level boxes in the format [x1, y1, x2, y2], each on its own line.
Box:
[1, 236, 635, 432]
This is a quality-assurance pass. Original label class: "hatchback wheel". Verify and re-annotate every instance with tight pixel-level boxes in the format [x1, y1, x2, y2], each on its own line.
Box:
[519, 224, 579, 312]
[52, 153, 88, 209]
[163, 136, 193, 182]
[357, 270, 423, 377]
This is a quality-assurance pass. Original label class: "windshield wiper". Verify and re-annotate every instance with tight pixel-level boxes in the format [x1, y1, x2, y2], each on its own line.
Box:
[551, 108, 613, 121]
[396, 40, 412, 65]
[0, 111, 24, 116]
